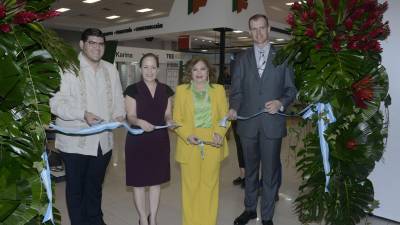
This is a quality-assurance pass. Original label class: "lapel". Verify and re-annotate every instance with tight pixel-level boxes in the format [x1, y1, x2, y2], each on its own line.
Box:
[209, 86, 217, 126]
[247, 47, 260, 80]
[261, 46, 276, 81]
[184, 84, 195, 121]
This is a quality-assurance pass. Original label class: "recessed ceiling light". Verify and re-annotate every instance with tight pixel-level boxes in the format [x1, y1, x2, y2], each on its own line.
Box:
[106, 15, 120, 19]
[238, 36, 248, 39]
[137, 8, 154, 13]
[233, 30, 243, 33]
[201, 49, 208, 52]
[270, 6, 284, 12]
[208, 40, 212, 43]
[82, 0, 101, 3]
[202, 40, 206, 42]
[286, 1, 302, 6]
[55, 8, 70, 12]
[276, 38, 285, 42]
[194, 38, 198, 41]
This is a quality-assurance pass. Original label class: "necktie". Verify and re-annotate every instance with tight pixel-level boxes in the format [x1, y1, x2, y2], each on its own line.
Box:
[257, 50, 266, 77]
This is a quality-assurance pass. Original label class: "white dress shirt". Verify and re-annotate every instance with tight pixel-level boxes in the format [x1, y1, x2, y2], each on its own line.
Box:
[50, 53, 125, 156]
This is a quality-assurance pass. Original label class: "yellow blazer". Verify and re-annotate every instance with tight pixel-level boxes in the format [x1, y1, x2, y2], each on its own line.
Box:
[173, 84, 230, 163]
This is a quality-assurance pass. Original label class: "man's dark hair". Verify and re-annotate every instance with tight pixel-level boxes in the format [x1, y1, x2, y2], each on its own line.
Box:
[81, 28, 106, 42]
[248, 14, 269, 28]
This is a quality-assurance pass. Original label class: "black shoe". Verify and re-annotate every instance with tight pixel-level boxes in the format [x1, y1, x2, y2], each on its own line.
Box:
[233, 210, 257, 225]
[262, 220, 273, 225]
[275, 193, 279, 201]
[233, 177, 243, 185]
[240, 179, 245, 189]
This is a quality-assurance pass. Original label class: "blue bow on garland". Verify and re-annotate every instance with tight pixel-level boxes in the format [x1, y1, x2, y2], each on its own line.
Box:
[302, 103, 336, 192]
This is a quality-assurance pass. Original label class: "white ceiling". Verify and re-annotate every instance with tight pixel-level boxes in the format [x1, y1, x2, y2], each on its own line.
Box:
[44, 0, 293, 50]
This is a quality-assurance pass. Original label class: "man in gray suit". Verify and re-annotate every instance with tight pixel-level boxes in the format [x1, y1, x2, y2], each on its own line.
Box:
[229, 14, 297, 225]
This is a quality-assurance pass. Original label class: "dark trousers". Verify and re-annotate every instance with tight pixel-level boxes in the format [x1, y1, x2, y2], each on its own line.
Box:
[240, 131, 282, 221]
[233, 121, 245, 168]
[62, 146, 111, 225]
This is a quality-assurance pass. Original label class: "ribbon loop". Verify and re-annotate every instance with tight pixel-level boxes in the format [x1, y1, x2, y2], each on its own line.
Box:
[302, 103, 336, 192]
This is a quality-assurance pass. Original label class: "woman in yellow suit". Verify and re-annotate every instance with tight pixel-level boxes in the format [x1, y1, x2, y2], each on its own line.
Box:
[173, 57, 230, 225]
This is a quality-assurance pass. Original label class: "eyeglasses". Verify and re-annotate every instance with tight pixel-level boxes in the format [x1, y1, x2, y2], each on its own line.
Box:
[86, 41, 105, 48]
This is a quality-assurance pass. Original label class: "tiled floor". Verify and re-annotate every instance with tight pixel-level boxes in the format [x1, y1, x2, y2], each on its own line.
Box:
[55, 123, 399, 225]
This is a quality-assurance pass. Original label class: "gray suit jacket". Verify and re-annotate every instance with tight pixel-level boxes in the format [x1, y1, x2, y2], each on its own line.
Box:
[229, 46, 297, 139]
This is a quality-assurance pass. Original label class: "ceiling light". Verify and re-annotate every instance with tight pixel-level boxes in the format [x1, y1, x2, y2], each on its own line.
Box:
[237, 36, 248, 39]
[201, 49, 208, 52]
[106, 15, 120, 19]
[202, 40, 205, 42]
[55, 8, 70, 12]
[137, 8, 154, 13]
[208, 40, 212, 43]
[82, 0, 101, 3]
[233, 30, 243, 33]
[286, 1, 302, 6]
[194, 38, 198, 41]
[270, 41, 275, 44]
[276, 38, 285, 42]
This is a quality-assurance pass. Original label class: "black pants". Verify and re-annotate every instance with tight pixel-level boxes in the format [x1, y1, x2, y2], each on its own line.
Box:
[62, 146, 111, 225]
[240, 130, 282, 221]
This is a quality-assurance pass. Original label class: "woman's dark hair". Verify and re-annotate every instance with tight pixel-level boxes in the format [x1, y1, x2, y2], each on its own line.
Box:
[182, 57, 217, 84]
[81, 28, 105, 42]
[139, 53, 159, 68]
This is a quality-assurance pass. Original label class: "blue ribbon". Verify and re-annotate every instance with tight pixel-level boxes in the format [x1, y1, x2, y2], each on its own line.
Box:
[41, 152, 54, 224]
[302, 103, 336, 192]
[219, 105, 312, 127]
[49, 122, 174, 135]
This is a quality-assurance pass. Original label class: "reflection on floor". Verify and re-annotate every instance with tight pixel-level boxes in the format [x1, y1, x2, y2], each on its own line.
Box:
[55, 120, 399, 225]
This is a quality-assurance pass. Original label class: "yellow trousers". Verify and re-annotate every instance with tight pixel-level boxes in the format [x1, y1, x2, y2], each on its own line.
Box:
[180, 129, 222, 225]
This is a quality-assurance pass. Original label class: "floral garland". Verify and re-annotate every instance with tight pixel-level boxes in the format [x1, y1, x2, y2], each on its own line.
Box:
[0, 0, 77, 224]
[274, 0, 390, 224]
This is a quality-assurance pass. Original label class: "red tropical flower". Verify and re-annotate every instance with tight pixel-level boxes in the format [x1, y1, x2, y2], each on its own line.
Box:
[332, 40, 341, 52]
[326, 16, 335, 30]
[301, 11, 309, 22]
[351, 8, 365, 20]
[330, 0, 339, 11]
[37, 10, 60, 21]
[310, 10, 317, 20]
[352, 75, 374, 108]
[305, 27, 315, 38]
[346, 139, 358, 150]
[13, 11, 37, 24]
[0, 4, 6, 19]
[291, 2, 301, 11]
[347, 41, 358, 50]
[324, 7, 331, 17]
[315, 43, 323, 50]
[346, 0, 358, 11]
[0, 23, 11, 33]
[286, 13, 295, 27]
[345, 18, 353, 30]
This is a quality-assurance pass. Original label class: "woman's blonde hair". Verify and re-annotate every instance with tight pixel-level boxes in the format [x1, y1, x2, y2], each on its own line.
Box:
[181, 57, 217, 84]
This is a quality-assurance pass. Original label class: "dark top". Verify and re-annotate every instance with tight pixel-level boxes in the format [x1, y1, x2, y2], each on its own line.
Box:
[124, 80, 174, 187]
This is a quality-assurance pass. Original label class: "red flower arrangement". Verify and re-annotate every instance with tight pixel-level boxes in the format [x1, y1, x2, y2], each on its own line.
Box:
[287, 0, 390, 53]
